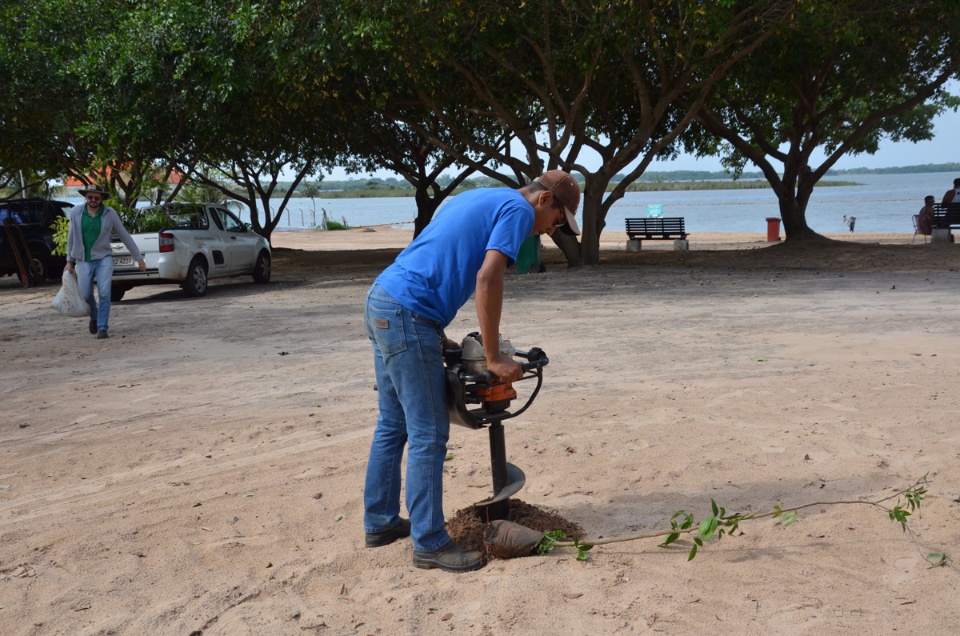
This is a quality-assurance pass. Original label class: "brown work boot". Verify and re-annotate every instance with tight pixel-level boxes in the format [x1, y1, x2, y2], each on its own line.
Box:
[365, 518, 411, 548]
[412, 539, 483, 572]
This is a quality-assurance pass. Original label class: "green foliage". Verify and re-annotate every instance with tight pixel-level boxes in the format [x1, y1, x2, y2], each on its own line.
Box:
[660, 510, 695, 548]
[888, 483, 927, 531]
[50, 216, 69, 257]
[314, 189, 414, 199]
[677, 480, 929, 560]
[572, 536, 593, 562]
[176, 184, 218, 205]
[297, 181, 322, 198]
[537, 530, 566, 556]
[118, 208, 172, 234]
[325, 220, 350, 231]
[543, 477, 933, 563]
[4, 0, 956, 254]
[623, 180, 858, 192]
[684, 0, 960, 239]
[537, 530, 592, 561]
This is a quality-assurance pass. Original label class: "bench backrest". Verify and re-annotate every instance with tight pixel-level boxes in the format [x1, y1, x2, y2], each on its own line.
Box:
[932, 203, 960, 228]
[625, 216, 687, 239]
[626, 217, 685, 231]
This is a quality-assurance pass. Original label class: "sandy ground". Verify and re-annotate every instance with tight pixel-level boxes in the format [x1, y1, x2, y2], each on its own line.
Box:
[2, 228, 960, 635]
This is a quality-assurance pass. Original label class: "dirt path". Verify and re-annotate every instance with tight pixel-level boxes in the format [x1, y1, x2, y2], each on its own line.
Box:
[2, 237, 959, 635]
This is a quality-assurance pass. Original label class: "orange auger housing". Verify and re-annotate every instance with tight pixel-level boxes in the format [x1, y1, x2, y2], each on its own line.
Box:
[443, 333, 548, 521]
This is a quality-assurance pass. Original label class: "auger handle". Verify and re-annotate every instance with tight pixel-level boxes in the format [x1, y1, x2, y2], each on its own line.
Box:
[460, 347, 549, 384]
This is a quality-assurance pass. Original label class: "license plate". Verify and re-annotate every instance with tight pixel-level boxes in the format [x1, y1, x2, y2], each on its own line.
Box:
[115, 257, 133, 266]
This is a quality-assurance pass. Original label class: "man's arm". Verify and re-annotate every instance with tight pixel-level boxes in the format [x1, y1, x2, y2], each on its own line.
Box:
[475, 249, 522, 382]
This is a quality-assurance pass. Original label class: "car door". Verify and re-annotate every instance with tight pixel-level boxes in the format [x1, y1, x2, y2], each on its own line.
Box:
[210, 207, 257, 274]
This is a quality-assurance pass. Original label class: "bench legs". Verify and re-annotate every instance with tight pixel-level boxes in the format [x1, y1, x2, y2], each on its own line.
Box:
[931, 228, 954, 244]
[626, 238, 689, 251]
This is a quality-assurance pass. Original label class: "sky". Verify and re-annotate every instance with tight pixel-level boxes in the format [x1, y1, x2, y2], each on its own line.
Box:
[323, 102, 959, 181]
[650, 105, 960, 174]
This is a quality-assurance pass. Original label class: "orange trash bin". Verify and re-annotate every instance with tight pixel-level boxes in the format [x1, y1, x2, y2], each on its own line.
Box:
[765, 217, 781, 242]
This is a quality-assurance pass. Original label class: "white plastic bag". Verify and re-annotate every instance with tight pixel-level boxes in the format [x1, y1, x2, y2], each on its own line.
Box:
[51, 269, 91, 318]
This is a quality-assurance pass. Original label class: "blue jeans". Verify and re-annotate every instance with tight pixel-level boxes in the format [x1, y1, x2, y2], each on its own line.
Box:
[76, 257, 114, 331]
[363, 283, 451, 552]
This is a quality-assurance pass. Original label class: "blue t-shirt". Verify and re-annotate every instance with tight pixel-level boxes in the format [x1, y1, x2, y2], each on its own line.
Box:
[375, 188, 534, 326]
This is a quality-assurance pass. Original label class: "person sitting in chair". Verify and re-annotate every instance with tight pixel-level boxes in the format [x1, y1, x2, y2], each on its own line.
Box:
[918, 195, 935, 235]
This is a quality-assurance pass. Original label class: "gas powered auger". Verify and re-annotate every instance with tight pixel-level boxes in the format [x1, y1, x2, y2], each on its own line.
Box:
[444, 333, 549, 522]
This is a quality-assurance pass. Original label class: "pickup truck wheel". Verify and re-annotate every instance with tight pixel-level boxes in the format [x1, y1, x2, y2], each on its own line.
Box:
[253, 250, 271, 283]
[183, 257, 208, 297]
[111, 284, 129, 301]
[22, 246, 50, 284]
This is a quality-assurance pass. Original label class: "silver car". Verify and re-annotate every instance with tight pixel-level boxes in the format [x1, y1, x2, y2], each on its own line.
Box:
[111, 203, 271, 299]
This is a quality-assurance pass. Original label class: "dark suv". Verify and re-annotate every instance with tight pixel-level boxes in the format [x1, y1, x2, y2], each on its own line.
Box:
[0, 197, 72, 283]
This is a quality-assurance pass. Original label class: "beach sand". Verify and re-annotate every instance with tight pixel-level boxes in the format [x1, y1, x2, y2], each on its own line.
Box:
[2, 228, 960, 635]
[270, 227, 920, 252]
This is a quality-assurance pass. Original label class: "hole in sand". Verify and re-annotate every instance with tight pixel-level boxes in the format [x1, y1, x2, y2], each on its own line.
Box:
[447, 499, 583, 558]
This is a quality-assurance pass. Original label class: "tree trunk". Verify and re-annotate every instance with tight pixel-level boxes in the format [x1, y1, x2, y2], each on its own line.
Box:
[774, 165, 827, 242]
[777, 196, 821, 240]
[550, 231, 583, 266]
[413, 186, 442, 239]
[576, 183, 608, 266]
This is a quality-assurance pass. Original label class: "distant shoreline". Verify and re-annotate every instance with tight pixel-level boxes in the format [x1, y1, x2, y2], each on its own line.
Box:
[292, 180, 861, 199]
[292, 163, 959, 198]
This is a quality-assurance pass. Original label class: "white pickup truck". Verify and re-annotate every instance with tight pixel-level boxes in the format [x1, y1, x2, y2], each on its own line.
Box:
[110, 203, 271, 299]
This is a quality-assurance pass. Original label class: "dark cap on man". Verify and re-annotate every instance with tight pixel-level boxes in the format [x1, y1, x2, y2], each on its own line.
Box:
[534, 170, 581, 236]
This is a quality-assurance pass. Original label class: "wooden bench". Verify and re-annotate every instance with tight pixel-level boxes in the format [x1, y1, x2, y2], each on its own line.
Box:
[933, 203, 960, 229]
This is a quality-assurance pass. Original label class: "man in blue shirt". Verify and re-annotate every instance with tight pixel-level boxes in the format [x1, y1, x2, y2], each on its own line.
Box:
[363, 170, 581, 572]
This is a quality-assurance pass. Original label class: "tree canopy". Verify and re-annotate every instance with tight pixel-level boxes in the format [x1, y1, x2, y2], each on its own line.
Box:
[2, 0, 957, 253]
[684, 0, 960, 240]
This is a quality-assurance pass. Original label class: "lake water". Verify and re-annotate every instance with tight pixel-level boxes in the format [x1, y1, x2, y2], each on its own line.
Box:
[268, 172, 952, 235]
[276, 172, 955, 235]
[69, 171, 951, 235]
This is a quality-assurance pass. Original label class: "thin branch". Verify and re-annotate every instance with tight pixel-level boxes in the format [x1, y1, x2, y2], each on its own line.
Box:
[552, 476, 929, 548]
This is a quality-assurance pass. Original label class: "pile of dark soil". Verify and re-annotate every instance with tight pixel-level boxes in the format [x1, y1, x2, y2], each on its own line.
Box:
[447, 499, 583, 559]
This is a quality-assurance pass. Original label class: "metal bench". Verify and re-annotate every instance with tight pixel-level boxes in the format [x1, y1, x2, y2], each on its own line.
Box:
[625, 217, 689, 251]
[933, 203, 960, 229]
[626, 217, 688, 240]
